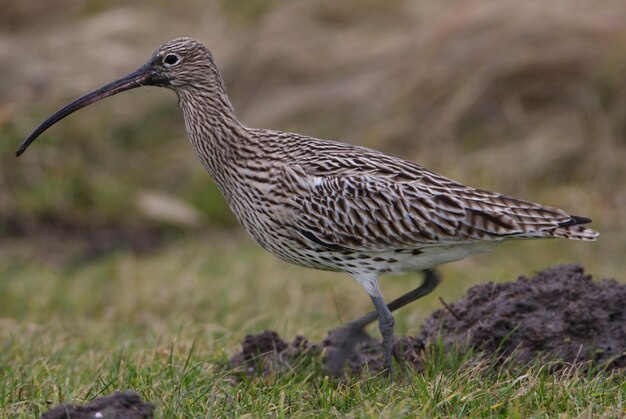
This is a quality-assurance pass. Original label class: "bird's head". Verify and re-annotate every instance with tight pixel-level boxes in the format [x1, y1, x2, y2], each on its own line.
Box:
[15, 37, 219, 156]
[146, 37, 220, 89]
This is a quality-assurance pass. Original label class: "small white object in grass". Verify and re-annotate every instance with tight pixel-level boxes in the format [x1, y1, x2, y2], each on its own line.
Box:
[136, 190, 201, 227]
[94, 412, 103, 418]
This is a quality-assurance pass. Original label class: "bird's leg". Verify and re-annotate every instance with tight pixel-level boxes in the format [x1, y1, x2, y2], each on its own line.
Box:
[383, 268, 441, 313]
[370, 292, 395, 373]
[325, 269, 441, 375]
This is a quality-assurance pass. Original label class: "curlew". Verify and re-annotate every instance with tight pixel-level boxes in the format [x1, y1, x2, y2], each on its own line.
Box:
[16, 38, 598, 375]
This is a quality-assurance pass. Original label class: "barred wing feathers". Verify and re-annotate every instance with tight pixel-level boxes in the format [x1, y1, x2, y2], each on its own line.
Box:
[288, 169, 597, 252]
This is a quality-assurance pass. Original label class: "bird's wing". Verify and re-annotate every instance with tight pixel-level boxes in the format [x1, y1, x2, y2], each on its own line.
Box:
[280, 165, 585, 252]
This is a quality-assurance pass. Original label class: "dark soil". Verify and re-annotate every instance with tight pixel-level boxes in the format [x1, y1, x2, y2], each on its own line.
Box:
[230, 264, 626, 375]
[229, 331, 320, 376]
[419, 264, 626, 371]
[41, 391, 154, 419]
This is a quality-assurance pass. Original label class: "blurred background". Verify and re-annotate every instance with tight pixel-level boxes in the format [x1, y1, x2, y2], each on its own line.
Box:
[0, 0, 625, 340]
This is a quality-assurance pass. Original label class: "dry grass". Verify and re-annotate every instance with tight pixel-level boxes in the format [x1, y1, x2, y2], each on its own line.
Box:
[2, 0, 624, 238]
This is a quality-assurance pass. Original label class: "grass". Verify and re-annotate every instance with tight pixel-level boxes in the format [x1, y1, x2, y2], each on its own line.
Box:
[1, 234, 624, 417]
[4, 340, 624, 417]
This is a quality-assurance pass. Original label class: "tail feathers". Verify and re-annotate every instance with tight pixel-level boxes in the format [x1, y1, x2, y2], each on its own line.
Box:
[550, 216, 598, 241]
[557, 215, 592, 228]
[549, 225, 599, 241]
[509, 215, 599, 241]
[457, 189, 599, 242]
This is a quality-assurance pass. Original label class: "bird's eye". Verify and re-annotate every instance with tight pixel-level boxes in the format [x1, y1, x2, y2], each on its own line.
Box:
[163, 54, 180, 66]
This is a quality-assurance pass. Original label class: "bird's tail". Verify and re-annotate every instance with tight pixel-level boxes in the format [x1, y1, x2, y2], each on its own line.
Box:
[545, 216, 599, 241]
[548, 224, 599, 241]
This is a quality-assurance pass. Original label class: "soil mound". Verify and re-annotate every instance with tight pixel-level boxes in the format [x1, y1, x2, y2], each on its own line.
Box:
[420, 264, 626, 370]
[41, 391, 154, 419]
[229, 331, 319, 376]
[230, 265, 626, 375]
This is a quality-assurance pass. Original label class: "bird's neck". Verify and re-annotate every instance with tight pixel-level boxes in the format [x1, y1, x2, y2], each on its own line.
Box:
[176, 85, 255, 187]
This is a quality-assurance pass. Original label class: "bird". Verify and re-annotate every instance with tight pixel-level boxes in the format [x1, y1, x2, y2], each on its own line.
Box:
[16, 37, 598, 376]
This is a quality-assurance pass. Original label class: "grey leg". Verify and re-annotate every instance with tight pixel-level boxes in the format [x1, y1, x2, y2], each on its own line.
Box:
[370, 293, 395, 372]
[325, 269, 441, 375]
[345, 269, 441, 331]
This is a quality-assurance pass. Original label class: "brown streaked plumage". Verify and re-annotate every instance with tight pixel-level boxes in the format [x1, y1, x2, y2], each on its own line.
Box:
[16, 38, 598, 375]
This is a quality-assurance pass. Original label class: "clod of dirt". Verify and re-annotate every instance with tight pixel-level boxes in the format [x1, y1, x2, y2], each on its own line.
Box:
[41, 391, 154, 419]
[229, 330, 319, 376]
[420, 264, 626, 371]
[230, 265, 626, 376]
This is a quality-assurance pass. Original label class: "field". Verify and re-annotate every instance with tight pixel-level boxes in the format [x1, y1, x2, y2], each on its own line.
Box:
[1, 0, 625, 417]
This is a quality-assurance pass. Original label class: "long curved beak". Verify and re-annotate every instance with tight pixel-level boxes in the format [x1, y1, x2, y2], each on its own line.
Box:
[16, 62, 159, 157]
